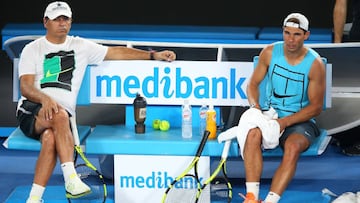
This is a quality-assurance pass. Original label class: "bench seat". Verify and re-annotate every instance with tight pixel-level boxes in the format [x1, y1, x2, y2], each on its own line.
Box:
[85, 125, 330, 157]
[2, 126, 91, 151]
[85, 125, 240, 156]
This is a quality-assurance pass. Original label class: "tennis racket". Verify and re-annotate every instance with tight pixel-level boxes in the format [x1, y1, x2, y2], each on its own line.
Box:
[196, 140, 232, 203]
[161, 130, 210, 203]
[67, 116, 107, 203]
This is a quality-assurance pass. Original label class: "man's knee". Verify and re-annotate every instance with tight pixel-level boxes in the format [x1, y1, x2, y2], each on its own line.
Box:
[246, 128, 262, 145]
[52, 108, 70, 122]
[283, 138, 309, 160]
[40, 129, 56, 149]
[284, 142, 302, 156]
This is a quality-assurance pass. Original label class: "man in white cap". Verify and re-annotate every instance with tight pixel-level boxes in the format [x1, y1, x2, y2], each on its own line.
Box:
[240, 13, 326, 203]
[19, 1, 176, 203]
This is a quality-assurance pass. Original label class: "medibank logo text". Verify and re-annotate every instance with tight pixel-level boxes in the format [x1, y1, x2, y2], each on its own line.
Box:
[119, 171, 204, 189]
[90, 61, 253, 106]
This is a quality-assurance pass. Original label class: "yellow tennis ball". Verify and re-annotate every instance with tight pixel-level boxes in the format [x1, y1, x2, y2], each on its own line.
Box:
[152, 119, 161, 130]
[159, 120, 170, 131]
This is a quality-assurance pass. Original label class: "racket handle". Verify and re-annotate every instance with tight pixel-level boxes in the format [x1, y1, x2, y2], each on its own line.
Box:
[70, 116, 80, 146]
[195, 130, 210, 157]
[221, 140, 231, 159]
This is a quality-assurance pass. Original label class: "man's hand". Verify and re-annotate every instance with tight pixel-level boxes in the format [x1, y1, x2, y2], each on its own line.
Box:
[153, 50, 176, 62]
[40, 96, 59, 120]
[276, 118, 287, 133]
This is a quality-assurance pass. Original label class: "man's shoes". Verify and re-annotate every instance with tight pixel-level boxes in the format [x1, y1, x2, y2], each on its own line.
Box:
[240, 192, 263, 203]
[65, 173, 91, 198]
[26, 196, 43, 203]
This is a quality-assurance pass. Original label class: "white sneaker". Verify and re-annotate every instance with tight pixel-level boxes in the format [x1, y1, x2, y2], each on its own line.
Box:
[65, 173, 91, 198]
[26, 196, 43, 203]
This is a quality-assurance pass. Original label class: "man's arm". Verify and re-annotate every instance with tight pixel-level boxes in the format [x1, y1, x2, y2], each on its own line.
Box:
[277, 58, 326, 131]
[104, 46, 176, 61]
[20, 74, 59, 120]
[246, 45, 272, 109]
[333, 0, 348, 43]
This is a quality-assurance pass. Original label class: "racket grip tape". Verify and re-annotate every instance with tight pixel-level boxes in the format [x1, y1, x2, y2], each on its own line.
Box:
[195, 130, 210, 157]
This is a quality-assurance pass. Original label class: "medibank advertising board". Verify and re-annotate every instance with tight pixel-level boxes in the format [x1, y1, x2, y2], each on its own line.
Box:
[114, 155, 210, 203]
[91, 60, 252, 202]
[90, 60, 253, 106]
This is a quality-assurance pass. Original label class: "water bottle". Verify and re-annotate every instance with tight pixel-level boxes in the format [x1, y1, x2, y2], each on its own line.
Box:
[182, 100, 192, 138]
[206, 104, 217, 140]
[133, 93, 147, 134]
[199, 104, 208, 136]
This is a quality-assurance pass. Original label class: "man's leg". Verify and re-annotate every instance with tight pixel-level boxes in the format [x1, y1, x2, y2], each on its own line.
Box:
[265, 133, 310, 202]
[27, 111, 60, 203]
[33, 108, 90, 197]
[33, 129, 58, 186]
[243, 128, 263, 201]
[42, 109, 90, 197]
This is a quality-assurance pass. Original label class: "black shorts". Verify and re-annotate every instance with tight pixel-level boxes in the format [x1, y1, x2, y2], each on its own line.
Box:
[279, 121, 320, 148]
[16, 100, 42, 140]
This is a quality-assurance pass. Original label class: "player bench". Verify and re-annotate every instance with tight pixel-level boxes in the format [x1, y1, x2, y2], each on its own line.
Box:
[83, 99, 330, 202]
[2, 125, 92, 151]
[83, 50, 332, 159]
[2, 59, 331, 203]
[2, 53, 330, 155]
[85, 106, 330, 158]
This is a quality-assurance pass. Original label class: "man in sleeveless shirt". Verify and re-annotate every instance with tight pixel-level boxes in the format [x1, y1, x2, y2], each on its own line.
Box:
[242, 13, 326, 203]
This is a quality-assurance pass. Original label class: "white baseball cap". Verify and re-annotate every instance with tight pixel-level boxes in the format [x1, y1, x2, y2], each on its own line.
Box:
[44, 1, 72, 20]
[283, 13, 309, 31]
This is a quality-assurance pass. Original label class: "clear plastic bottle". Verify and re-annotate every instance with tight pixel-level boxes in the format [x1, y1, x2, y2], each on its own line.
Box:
[206, 104, 217, 139]
[182, 100, 192, 139]
[199, 104, 208, 136]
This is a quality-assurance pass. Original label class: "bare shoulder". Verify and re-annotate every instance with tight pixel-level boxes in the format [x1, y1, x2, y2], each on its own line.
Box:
[260, 44, 274, 56]
[258, 44, 274, 65]
[312, 57, 326, 71]
[309, 56, 326, 79]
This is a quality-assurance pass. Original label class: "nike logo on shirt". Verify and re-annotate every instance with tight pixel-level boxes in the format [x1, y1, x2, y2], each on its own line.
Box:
[45, 67, 74, 78]
[273, 91, 297, 98]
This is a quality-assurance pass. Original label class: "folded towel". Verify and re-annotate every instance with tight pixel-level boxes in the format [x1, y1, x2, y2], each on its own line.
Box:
[217, 126, 239, 143]
[217, 107, 281, 159]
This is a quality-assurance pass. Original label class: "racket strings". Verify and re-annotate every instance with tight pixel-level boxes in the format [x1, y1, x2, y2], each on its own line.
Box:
[213, 179, 231, 197]
[164, 175, 201, 203]
[197, 162, 232, 203]
[196, 185, 211, 203]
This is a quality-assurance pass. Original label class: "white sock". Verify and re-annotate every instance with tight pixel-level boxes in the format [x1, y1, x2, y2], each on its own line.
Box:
[264, 191, 281, 203]
[28, 183, 45, 200]
[61, 162, 77, 183]
[246, 182, 260, 200]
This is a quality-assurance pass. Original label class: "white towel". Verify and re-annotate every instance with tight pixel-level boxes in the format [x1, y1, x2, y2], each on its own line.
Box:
[331, 192, 358, 203]
[217, 107, 281, 159]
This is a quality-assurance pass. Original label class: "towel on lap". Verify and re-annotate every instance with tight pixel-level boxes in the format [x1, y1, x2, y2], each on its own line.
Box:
[218, 107, 281, 159]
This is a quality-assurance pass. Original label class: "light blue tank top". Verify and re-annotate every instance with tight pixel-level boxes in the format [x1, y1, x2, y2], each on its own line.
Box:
[264, 41, 319, 118]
